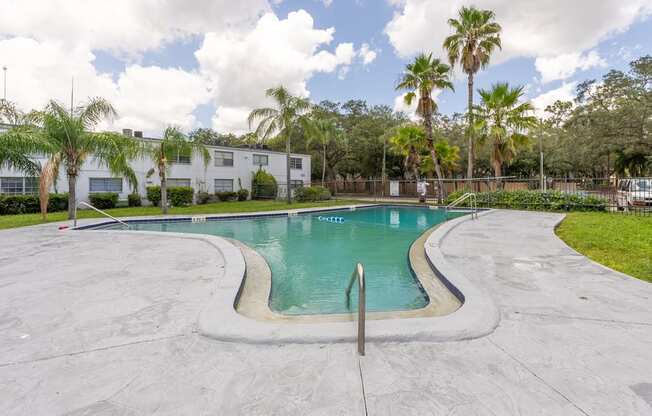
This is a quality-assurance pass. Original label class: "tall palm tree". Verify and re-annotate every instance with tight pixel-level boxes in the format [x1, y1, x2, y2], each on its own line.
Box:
[396, 53, 453, 202]
[248, 86, 312, 204]
[389, 124, 426, 181]
[0, 101, 40, 174]
[144, 126, 210, 214]
[474, 83, 537, 186]
[306, 117, 340, 186]
[444, 6, 502, 181]
[0, 98, 139, 219]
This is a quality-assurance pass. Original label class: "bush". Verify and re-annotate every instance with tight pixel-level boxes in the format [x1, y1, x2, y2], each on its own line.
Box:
[294, 185, 331, 202]
[196, 191, 211, 205]
[251, 169, 278, 199]
[237, 188, 249, 201]
[146, 186, 161, 206]
[0, 193, 69, 215]
[445, 189, 607, 212]
[128, 193, 142, 207]
[216, 191, 238, 201]
[168, 186, 193, 206]
[89, 192, 119, 209]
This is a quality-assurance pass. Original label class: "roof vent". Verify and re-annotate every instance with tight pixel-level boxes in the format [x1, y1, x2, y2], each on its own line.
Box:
[122, 128, 133, 137]
[134, 131, 143, 138]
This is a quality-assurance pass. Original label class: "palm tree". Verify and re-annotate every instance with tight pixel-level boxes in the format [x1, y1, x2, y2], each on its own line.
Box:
[389, 124, 426, 180]
[474, 83, 537, 186]
[144, 126, 210, 214]
[422, 140, 461, 178]
[248, 86, 312, 204]
[444, 6, 502, 181]
[396, 53, 453, 202]
[0, 101, 40, 174]
[306, 117, 340, 186]
[0, 98, 139, 220]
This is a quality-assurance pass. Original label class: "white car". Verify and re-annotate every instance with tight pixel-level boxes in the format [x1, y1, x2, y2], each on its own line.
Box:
[617, 178, 652, 210]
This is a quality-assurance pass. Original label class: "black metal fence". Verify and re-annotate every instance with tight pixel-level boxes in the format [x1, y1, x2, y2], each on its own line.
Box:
[323, 177, 652, 215]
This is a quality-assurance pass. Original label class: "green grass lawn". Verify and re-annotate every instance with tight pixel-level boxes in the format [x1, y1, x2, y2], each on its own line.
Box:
[556, 212, 652, 283]
[0, 199, 363, 230]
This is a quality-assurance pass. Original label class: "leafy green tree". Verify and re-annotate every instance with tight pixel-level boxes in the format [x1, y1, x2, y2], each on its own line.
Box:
[396, 53, 454, 200]
[144, 126, 210, 214]
[0, 98, 139, 219]
[0, 100, 41, 174]
[306, 117, 342, 185]
[248, 86, 312, 203]
[389, 124, 426, 180]
[474, 83, 537, 184]
[444, 6, 502, 180]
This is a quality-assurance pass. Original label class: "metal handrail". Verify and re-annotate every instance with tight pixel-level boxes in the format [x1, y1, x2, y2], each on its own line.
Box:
[446, 192, 478, 219]
[73, 201, 130, 229]
[345, 263, 366, 356]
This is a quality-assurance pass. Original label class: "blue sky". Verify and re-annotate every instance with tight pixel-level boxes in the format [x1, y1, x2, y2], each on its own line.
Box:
[1, 0, 651, 135]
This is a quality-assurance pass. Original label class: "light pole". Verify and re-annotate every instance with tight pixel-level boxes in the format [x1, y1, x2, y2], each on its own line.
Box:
[539, 132, 545, 191]
[2, 66, 6, 101]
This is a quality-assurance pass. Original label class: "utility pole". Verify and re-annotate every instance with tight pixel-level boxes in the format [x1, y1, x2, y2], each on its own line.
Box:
[539, 133, 545, 191]
[2, 66, 6, 101]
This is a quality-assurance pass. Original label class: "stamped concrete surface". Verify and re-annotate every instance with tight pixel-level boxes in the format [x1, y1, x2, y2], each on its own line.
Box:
[1, 210, 651, 415]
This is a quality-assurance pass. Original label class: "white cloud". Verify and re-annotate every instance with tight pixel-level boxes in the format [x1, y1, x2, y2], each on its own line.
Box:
[393, 90, 441, 120]
[385, 0, 652, 65]
[195, 10, 356, 133]
[535, 50, 607, 83]
[531, 82, 576, 117]
[359, 43, 378, 65]
[0, 0, 271, 57]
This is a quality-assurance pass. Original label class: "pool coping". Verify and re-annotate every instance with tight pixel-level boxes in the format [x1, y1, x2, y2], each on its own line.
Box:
[75, 204, 499, 343]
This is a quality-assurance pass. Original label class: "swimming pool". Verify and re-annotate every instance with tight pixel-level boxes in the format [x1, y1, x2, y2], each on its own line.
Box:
[98, 206, 464, 315]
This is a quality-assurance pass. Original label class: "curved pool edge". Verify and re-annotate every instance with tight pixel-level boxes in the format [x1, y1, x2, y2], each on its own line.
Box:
[198, 209, 500, 344]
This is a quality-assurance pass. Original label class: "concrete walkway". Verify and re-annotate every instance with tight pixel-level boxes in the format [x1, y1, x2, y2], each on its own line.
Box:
[0, 210, 651, 415]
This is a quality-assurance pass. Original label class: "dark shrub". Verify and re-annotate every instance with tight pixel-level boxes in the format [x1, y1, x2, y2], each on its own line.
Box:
[294, 186, 331, 202]
[0, 193, 69, 216]
[196, 191, 211, 205]
[89, 192, 119, 209]
[216, 191, 238, 201]
[146, 186, 161, 206]
[237, 188, 249, 201]
[168, 186, 193, 206]
[128, 193, 142, 207]
[445, 190, 607, 212]
[251, 169, 278, 199]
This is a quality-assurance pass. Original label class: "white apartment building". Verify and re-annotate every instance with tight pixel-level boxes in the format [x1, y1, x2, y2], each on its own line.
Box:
[0, 126, 311, 203]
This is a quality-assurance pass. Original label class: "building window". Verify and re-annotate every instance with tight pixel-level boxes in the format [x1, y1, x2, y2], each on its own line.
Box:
[290, 180, 303, 190]
[167, 178, 191, 188]
[89, 178, 123, 193]
[0, 177, 39, 195]
[215, 151, 234, 167]
[215, 179, 233, 192]
[252, 154, 268, 166]
[290, 157, 303, 170]
[171, 151, 191, 165]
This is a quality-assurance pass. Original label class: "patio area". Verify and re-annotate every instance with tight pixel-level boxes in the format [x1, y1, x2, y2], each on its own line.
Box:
[0, 210, 650, 415]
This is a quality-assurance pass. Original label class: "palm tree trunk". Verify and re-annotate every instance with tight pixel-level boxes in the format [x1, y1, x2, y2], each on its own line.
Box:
[160, 168, 168, 215]
[423, 113, 446, 204]
[466, 72, 475, 186]
[286, 127, 293, 204]
[322, 143, 326, 186]
[67, 173, 77, 220]
[493, 155, 502, 190]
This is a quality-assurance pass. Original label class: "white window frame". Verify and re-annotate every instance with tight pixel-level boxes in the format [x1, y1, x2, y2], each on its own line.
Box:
[290, 157, 303, 170]
[0, 177, 39, 195]
[252, 154, 268, 166]
[89, 178, 123, 193]
[171, 151, 191, 165]
[167, 178, 192, 188]
[214, 151, 234, 167]
[290, 180, 303, 190]
[214, 179, 234, 192]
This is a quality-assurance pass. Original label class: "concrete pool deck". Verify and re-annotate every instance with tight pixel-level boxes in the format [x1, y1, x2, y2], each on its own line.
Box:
[1, 210, 651, 415]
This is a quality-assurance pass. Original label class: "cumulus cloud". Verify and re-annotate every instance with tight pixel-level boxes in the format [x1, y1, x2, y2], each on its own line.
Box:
[195, 10, 356, 133]
[385, 0, 652, 66]
[531, 82, 576, 117]
[0, 0, 271, 57]
[393, 90, 441, 120]
[535, 51, 607, 84]
[359, 43, 378, 65]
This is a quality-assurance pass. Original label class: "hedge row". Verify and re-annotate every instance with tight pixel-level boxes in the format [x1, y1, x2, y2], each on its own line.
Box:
[146, 186, 194, 207]
[294, 186, 331, 202]
[89, 192, 118, 209]
[0, 194, 69, 216]
[445, 190, 607, 212]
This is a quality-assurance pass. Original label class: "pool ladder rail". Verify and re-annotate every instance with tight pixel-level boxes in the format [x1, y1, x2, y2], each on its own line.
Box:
[345, 263, 366, 356]
[73, 201, 130, 229]
[445, 192, 478, 220]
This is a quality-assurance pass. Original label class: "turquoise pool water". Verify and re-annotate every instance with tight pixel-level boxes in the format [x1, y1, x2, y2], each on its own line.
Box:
[100, 206, 463, 315]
